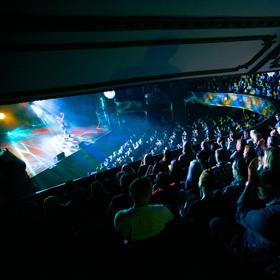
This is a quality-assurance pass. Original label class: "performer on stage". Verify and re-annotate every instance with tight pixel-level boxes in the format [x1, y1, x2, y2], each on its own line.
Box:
[95, 110, 104, 131]
[56, 112, 71, 138]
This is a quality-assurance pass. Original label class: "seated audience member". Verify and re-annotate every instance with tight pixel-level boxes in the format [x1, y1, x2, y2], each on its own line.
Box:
[82, 180, 110, 221]
[227, 158, 247, 190]
[267, 136, 279, 148]
[209, 148, 233, 190]
[0, 148, 37, 204]
[114, 176, 174, 243]
[227, 131, 237, 153]
[269, 128, 279, 138]
[178, 141, 194, 170]
[158, 148, 173, 174]
[236, 169, 280, 256]
[169, 159, 185, 187]
[260, 147, 280, 175]
[255, 148, 264, 172]
[253, 132, 266, 155]
[208, 142, 219, 167]
[200, 140, 212, 160]
[183, 169, 222, 224]
[217, 137, 227, 149]
[210, 167, 280, 259]
[230, 139, 246, 162]
[107, 173, 135, 219]
[243, 145, 257, 166]
[241, 129, 250, 143]
[121, 163, 135, 175]
[247, 129, 257, 146]
[112, 171, 126, 196]
[43, 195, 70, 241]
[219, 158, 247, 222]
[185, 151, 208, 197]
[151, 171, 180, 216]
[274, 113, 280, 130]
[137, 153, 154, 177]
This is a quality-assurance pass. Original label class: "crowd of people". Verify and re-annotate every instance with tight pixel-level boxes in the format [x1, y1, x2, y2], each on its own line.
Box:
[1, 72, 280, 279]
[1, 111, 279, 278]
[188, 71, 280, 101]
[95, 70, 280, 173]
[96, 110, 263, 172]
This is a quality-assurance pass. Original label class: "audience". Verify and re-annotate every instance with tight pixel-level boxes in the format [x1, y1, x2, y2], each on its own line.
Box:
[2, 71, 280, 278]
[210, 169, 280, 258]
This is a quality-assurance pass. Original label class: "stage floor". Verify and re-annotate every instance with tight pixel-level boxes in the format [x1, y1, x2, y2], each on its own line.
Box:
[1, 125, 110, 178]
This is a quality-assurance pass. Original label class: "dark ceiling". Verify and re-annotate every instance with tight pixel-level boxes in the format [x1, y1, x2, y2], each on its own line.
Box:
[1, 0, 280, 104]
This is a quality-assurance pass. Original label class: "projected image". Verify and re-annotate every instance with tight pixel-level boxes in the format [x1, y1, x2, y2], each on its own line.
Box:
[0, 93, 111, 178]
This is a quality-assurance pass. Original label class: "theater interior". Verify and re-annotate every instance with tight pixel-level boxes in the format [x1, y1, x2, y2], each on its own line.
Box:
[1, 1, 280, 279]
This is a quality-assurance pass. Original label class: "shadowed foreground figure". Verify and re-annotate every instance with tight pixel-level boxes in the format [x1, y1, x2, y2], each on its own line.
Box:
[0, 148, 37, 204]
[114, 176, 174, 244]
[209, 163, 280, 278]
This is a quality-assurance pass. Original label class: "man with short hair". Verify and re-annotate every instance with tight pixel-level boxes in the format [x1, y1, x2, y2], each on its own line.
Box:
[209, 148, 233, 190]
[114, 176, 174, 243]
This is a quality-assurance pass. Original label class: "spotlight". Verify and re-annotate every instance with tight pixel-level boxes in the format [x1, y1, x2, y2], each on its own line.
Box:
[104, 90, 115, 99]
[31, 104, 43, 117]
[0, 113, 6, 120]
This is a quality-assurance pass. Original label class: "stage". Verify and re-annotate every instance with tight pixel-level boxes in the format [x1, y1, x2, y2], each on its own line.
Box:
[1, 124, 111, 190]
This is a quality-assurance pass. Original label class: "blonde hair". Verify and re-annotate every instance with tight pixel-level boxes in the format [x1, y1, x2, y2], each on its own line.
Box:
[198, 169, 214, 196]
[263, 147, 280, 171]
